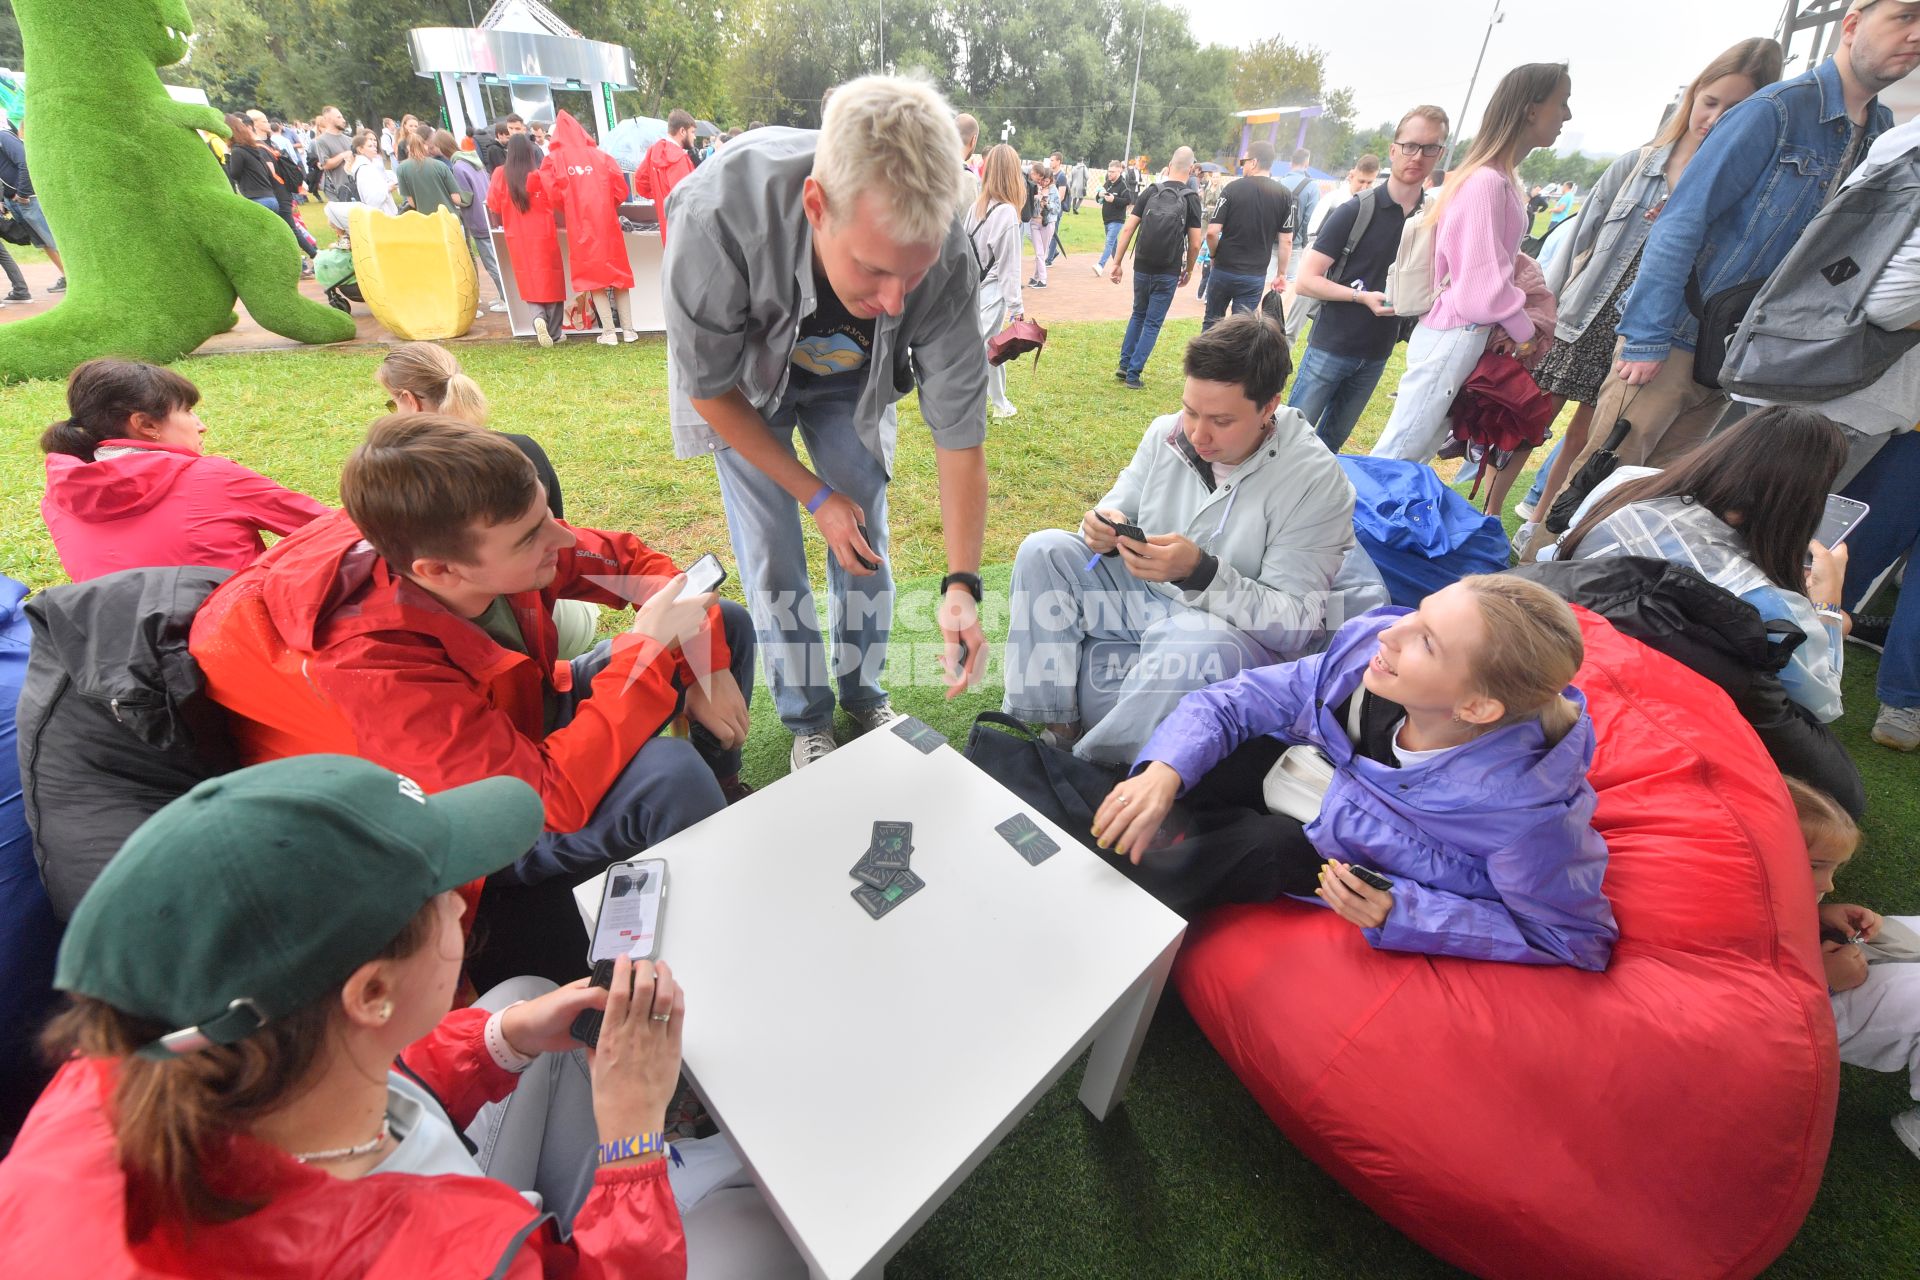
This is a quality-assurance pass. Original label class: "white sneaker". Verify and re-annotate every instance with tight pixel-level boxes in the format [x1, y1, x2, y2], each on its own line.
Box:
[1511, 521, 1540, 562]
[1091, 262, 1102, 276]
[989, 402, 1018, 420]
[1515, 500, 1537, 522]
[790, 727, 838, 771]
[621, 328, 640, 342]
[488, 301, 508, 313]
[533, 316, 554, 348]
[596, 330, 620, 346]
[846, 701, 899, 735]
[1894, 1107, 1920, 1161]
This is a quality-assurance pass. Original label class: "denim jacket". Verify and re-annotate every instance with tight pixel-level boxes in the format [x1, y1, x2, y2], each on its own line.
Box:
[1546, 143, 1670, 343]
[1618, 60, 1892, 362]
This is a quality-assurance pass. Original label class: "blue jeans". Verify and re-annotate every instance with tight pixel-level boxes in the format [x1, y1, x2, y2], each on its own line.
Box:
[1288, 344, 1390, 453]
[1119, 271, 1179, 378]
[1097, 221, 1122, 268]
[713, 368, 893, 733]
[1841, 429, 1920, 710]
[514, 600, 756, 884]
[11, 195, 54, 251]
[1522, 437, 1563, 506]
[1202, 268, 1264, 329]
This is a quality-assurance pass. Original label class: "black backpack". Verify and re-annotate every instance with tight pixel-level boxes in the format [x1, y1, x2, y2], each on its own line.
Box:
[1135, 181, 1190, 267]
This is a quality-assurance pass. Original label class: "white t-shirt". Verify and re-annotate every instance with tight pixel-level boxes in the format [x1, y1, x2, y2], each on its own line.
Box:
[1389, 718, 1464, 768]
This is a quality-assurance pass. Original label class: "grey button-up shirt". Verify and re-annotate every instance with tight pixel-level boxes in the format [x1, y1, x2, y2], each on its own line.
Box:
[661, 127, 988, 473]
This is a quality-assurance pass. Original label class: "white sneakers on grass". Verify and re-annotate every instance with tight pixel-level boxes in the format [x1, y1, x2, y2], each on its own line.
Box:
[1894, 1107, 1920, 1162]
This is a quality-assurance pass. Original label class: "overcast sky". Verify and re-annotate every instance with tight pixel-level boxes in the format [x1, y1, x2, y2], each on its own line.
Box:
[1176, 0, 1795, 157]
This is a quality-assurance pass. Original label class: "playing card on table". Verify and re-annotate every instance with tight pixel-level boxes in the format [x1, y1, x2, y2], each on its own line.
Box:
[849, 845, 894, 888]
[868, 820, 914, 870]
[851, 868, 926, 919]
[994, 813, 1060, 866]
[890, 716, 947, 754]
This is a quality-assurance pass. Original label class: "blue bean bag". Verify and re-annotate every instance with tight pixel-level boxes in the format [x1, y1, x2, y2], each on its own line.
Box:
[1338, 456, 1509, 607]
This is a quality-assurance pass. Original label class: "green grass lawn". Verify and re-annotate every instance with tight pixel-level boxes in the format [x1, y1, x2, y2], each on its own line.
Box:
[1, 320, 1913, 1276]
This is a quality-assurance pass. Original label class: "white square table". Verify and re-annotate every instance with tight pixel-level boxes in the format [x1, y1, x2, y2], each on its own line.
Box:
[573, 722, 1186, 1279]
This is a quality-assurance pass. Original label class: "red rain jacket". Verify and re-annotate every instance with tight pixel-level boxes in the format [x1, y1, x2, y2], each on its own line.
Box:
[631, 136, 695, 245]
[41, 440, 327, 583]
[188, 510, 727, 903]
[540, 113, 633, 292]
[0, 1008, 688, 1278]
[487, 167, 567, 304]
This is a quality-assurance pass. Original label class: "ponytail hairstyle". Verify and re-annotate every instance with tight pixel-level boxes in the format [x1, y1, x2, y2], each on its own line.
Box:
[1182, 311, 1293, 407]
[1458, 574, 1585, 747]
[1432, 62, 1569, 227]
[40, 359, 201, 459]
[224, 113, 260, 150]
[405, 131, 430, 163]
[375, 342, 489, 425]
[39, 901, 440, 1230]
[505, 133, 540, 213]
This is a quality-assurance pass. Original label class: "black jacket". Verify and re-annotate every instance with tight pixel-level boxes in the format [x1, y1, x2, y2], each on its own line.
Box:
[15, 568, 236, 919]
[1512, 557, 1865, 818]
[226, 143, 280, 203]
[481, 137, 509, 172]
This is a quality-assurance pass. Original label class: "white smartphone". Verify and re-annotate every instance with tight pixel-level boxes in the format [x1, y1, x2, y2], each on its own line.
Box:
[1815, 494, 1871, 552]
[587, 858, 669, 964]
[674, 552, 727, 602]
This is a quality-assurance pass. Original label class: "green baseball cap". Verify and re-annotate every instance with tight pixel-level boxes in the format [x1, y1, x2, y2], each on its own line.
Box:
[55, 755, 545, 1059]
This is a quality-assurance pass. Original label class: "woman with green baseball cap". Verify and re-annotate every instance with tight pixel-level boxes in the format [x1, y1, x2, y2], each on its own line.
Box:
[0, 754, 695, 1276]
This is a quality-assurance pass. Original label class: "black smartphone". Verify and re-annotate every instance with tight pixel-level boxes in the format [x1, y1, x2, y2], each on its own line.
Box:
[675, 552, 726, 600]
[852, 523, 882, 572]
[1346, 865, 1394, 893]
[570, 958, 618, 1048]
[1097, 512, 1148, 544]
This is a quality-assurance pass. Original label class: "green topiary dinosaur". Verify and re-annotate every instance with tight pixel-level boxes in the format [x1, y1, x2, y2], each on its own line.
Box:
[0, 0, 355, 384]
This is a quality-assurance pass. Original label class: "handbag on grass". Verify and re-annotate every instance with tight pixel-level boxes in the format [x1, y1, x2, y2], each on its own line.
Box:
[1261, 691, 1366, 822]
[987, 317, 1048, 367]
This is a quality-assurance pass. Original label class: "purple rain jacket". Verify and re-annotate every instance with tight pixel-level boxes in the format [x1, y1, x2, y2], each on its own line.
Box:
[1138, 608, 1618, 970]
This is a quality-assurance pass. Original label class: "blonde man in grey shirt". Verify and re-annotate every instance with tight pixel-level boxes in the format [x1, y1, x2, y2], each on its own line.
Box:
[662, 75, 990, 771]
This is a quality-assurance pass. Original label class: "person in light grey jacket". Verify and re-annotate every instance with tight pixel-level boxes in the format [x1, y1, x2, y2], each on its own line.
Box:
[1002, 314, 1368, 766]
[965, 143, 1025, 419]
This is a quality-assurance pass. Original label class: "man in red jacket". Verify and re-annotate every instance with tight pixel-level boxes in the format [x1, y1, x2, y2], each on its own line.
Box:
[190, 415, 755, 904]
[633, 108, 698, 245]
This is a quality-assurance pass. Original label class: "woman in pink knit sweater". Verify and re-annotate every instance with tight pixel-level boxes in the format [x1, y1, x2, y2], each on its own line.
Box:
[1371, 64, 1573, 462]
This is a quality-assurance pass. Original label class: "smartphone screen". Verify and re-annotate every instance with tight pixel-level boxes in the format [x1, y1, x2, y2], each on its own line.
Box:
[676, 553, 726, 601]
[588, 859, 668, 964]
[1814, 494, 1870, 552]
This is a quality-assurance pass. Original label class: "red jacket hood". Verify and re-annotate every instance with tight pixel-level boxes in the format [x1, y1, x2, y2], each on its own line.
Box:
[644, 136, 691, 169]
[42, 440, 201, 521]
[549, 110, 613, 167]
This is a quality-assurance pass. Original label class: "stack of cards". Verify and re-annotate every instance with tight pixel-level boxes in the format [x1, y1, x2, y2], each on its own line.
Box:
[994, 813, 1060, 866]
[850, 820, 925, 919]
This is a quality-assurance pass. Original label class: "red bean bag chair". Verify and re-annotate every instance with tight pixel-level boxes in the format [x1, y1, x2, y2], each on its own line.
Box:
[1172, 608, 1836, 1280]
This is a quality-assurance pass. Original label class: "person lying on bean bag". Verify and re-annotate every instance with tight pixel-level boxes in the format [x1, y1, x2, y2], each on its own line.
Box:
[1093, 574, 1617, 969]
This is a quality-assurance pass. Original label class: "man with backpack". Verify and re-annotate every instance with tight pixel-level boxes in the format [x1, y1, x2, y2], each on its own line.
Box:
[1110, 146, 1204, 389]
[1280, 149, 1321, 284]
[1546, 0, 1915, 509]
[1288, 106, 1449, 452]
[1201, 140, 1295, 329]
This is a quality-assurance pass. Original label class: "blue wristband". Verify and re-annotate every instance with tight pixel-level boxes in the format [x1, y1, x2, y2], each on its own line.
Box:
[805, 484, 834, 515]
[597, 1131, 673, 1165]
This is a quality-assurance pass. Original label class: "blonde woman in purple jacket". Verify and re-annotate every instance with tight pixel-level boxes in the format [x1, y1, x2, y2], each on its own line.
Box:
[1371, 64, 1574, 462]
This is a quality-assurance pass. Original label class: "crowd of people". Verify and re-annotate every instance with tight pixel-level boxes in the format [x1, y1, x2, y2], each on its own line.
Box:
[3, 3, 1920, 1271]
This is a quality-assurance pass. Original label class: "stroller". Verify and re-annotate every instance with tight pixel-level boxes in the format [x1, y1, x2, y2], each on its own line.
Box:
[317, 203, 362, 313]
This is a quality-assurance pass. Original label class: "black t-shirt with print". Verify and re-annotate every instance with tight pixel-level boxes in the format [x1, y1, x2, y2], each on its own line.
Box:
[1209, 175, 1296, 275]
[790, 280, 875, 378]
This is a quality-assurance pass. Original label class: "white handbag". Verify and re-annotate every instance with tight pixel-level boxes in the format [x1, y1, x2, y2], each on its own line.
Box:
[1261, 691, 1367, 822]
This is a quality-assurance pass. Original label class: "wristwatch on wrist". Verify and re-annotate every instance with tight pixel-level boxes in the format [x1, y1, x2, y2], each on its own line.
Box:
[941, 571, 983, 602]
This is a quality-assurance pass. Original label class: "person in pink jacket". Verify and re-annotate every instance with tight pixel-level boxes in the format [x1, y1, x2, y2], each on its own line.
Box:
[1372, 64, 1573, 463]
[39, 359, 328, 582]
